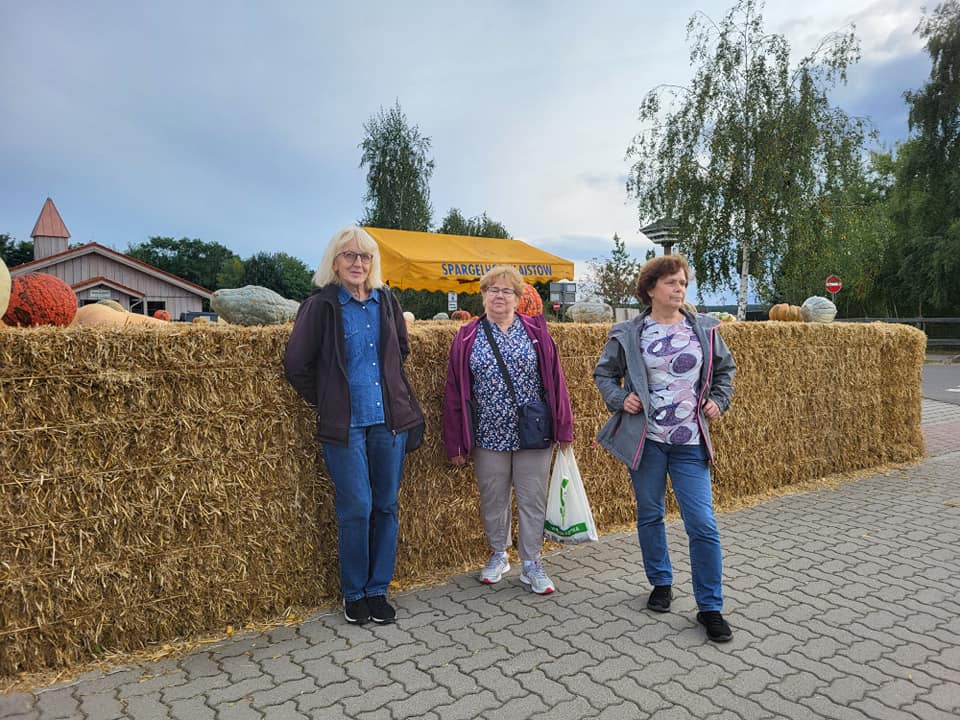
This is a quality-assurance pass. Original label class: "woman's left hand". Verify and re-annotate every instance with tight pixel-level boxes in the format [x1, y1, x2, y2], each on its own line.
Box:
[702, 399, 721, 421]
[557, 441, 574, 450]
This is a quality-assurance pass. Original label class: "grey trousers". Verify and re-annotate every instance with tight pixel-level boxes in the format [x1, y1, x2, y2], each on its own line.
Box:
[473, 446, 553, 562]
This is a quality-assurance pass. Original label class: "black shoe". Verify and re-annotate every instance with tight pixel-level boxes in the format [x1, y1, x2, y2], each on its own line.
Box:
[697, 611, 733, 642]
[367, 595, 396, 624]
[344, 598, 371, 625]
[647, 585, 673, 613]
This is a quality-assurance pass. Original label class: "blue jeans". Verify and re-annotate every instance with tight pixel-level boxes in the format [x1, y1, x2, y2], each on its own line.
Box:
[322, 425, 407, 602]
[629, 440, 723, 611]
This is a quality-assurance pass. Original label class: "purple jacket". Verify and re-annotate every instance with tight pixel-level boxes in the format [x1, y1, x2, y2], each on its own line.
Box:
[442, 313, 575, 459]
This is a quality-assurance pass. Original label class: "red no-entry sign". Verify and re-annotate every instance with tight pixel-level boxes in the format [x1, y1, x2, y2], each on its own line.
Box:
[825, 275, 842, 294]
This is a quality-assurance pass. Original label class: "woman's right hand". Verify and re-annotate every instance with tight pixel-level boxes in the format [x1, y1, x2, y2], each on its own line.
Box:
[450, 455, 468, 466]
[623, 392, 643, 415]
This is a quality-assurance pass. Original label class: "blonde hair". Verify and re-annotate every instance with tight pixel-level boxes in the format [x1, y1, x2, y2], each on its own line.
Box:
[312, 226, 384, 289]
[479, 265, 523, 296]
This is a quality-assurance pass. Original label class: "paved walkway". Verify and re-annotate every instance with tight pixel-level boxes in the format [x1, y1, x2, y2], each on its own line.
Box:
[3, 400, 959, 720]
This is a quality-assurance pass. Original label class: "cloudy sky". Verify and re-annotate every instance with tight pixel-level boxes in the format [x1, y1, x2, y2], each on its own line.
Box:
[0, 1, 930, 300]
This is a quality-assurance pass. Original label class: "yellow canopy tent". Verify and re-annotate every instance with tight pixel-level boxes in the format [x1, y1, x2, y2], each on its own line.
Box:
[363, 227, 575, 293]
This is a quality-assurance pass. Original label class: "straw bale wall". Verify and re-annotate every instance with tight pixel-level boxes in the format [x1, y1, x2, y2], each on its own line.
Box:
[0, 320, 924, 677]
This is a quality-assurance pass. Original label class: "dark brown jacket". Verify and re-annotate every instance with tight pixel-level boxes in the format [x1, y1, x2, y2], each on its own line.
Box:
[283, 284, 424, 448]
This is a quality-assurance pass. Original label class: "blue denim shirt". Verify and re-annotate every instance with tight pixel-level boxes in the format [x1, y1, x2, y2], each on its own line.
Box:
[339, 286, 385, 427]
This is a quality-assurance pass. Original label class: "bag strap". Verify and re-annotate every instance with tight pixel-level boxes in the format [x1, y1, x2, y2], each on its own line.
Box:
[481, 318, 519, 405]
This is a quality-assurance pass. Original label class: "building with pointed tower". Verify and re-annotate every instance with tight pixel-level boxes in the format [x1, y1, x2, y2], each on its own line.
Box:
[9, 198, 212, 318]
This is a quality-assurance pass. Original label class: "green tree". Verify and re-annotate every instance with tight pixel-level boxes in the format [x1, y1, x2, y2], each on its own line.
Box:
[242, 252, 313, 301]
[0, 234, 34, 266]
[885, 1, 960, 315]
[626, 0, 870, 318]
[586, 233, 641, 307]
[359, 101, 434, 231]
[127, 237, 238, 291]
[216, 255, 246, 289]
[438, 209, 512, 238]
[770, 151, 895, 315]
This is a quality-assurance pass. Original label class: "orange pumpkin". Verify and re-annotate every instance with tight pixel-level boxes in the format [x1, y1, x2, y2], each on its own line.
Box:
[2, 272, 78, 326]
[153, 309, 172, 321]
[516, 284, 543, 316]
[450, 309, 472, 321]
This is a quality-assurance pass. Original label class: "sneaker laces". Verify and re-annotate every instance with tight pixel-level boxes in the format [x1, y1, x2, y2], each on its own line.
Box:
[484, 553, 507, 571]
[524, 561, 547, 579]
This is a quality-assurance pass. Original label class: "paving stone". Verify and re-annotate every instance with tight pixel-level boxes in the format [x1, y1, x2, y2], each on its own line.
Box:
[258, 700, 309, 719]
[555, 671, 620, 709]
[32, 687, 80, 719]
[295, 680, 364, 713]
[471, 665, 524, 702]
[204, 675, 275, 706]
[388, 686, 455, 720]
[427, 665, 481, 698]
[477, 692, 548, 720]
[249, 678, 319, 710]
[211, 698, 262, 720]
[167, 695, 217, 720]
[120, 691, 172, 719]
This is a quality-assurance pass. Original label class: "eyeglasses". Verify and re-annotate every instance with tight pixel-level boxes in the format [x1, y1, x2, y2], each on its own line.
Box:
[338, 251, 373, 265]
[484, 287, 517, 297]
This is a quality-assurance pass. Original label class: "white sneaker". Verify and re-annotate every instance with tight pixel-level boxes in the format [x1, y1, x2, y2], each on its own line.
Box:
[480, 552, 510, 584]
[520, 560, 556, 594]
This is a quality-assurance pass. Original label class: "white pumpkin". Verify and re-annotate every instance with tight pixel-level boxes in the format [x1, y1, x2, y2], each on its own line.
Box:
[0, 257, 9, 320]
[801, 296, 837, 323]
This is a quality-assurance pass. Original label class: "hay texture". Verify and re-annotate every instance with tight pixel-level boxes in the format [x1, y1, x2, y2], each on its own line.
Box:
[0, 319, 924, 677]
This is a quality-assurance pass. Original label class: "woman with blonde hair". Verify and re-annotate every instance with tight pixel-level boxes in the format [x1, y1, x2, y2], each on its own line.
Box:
[443, 265, 574, 594]
[284, 226, 424, 625]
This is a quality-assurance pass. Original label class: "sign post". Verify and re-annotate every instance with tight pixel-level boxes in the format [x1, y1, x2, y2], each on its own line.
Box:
[447, 291, 458, 313]
[825, 275, 842, 304]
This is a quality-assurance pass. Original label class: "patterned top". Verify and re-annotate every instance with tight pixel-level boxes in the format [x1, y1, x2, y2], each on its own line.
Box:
[339, 286, 385, 428]
[640, 317, 703, 445]
[470, 317, 545, 451]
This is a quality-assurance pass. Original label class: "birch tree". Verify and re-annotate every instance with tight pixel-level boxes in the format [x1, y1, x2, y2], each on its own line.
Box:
[626, 0, 869, 318]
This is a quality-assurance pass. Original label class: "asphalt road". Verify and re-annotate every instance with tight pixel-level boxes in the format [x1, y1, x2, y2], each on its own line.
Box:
[922, 362, 960, 404]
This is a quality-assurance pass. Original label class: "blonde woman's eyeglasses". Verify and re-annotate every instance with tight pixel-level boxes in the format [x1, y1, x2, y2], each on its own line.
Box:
[338, 251, 373, 264]
[485, 287, 516, 296]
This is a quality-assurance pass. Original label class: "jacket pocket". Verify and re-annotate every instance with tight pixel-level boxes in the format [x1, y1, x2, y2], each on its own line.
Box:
[597, 411, 646, 467]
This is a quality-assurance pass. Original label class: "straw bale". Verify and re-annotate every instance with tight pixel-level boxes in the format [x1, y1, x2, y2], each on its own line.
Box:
[0, 319, 924, 678]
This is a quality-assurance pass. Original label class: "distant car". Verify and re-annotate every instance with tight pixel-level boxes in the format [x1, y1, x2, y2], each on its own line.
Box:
[178, 311, 219, 323]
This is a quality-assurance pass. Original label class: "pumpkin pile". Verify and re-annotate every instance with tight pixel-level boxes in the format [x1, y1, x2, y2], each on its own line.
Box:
[450, 309, 472, 322]
[768, 303, 803, 321]
[2, 272, 78, 327]
[516, 284, 543, 316]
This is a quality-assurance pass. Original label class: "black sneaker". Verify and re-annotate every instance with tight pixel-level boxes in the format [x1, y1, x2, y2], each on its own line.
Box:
[367, 595, 396, 624]
[647, 585, 673, 613]
[697, 611, 733, 642]
[344, 598, 370, 625]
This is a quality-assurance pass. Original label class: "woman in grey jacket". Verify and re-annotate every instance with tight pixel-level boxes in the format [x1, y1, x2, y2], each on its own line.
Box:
[593, 255, 736, 642]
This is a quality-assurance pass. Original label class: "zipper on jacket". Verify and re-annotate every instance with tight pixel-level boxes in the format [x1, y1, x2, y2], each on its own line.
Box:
[694, 329, 716, 465]
[631, 427, 647, 470]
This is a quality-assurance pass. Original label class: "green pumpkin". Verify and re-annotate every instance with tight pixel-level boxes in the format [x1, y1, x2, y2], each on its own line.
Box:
[801, 296, 837, 323]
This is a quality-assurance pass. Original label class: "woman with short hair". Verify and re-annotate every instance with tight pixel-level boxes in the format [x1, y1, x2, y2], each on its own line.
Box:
[443, 265, 574, 594]
[593, 254, 736, 642]
[284, 225, 424, 625]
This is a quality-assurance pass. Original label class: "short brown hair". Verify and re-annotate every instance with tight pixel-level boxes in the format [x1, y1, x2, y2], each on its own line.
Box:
[635, 255, 690, 305]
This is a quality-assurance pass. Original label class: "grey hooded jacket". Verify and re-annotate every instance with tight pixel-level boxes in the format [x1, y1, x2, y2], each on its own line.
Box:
[593, 308, 736, 470]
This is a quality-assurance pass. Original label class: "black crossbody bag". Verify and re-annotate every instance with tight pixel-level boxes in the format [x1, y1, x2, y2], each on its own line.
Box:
[481, 318, 553, 450]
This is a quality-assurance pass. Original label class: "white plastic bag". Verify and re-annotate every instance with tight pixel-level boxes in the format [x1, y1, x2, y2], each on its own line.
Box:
[544, 446, 598, 544]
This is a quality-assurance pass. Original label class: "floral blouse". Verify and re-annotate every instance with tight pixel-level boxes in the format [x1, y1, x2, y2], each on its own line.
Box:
[470, 317, 545, 451]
